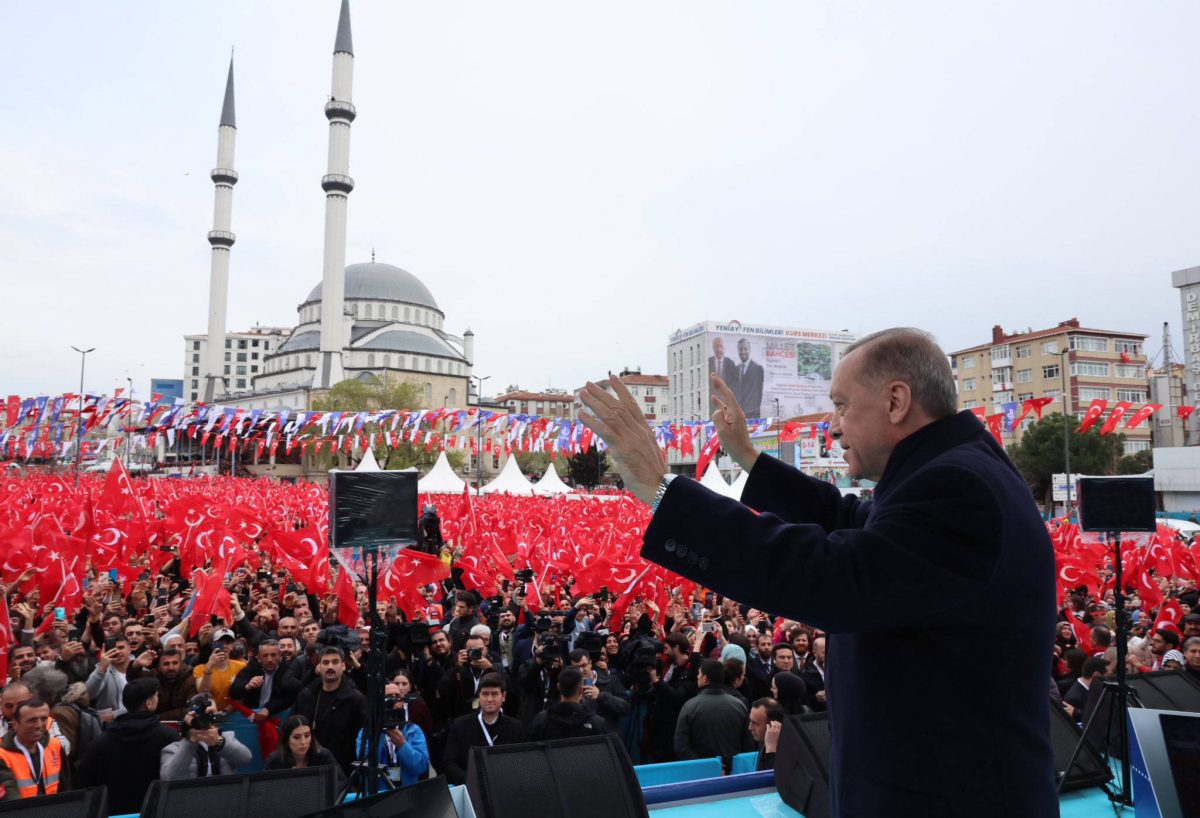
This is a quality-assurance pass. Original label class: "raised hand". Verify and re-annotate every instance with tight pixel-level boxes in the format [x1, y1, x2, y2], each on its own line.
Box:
[708, 373, 758, 471]
[578, 375, 668, 505]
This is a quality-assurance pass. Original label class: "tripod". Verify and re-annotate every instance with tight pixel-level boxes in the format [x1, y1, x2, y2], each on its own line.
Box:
[335, 547, 394, 803]
[1057, 530, 1139, 807]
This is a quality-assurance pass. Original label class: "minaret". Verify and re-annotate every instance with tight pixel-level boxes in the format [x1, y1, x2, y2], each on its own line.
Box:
[314, 0, 356, 388]
[202, 57, 238, 402]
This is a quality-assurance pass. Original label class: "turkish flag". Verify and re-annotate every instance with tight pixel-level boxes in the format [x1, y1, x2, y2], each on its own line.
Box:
[1013, 396, 1056, 428]
[1122, 403, 1162, 430]
[98, 458, 143, 519]
[1178, 405, 1196, 421]
[1075, 400, 1107, 433]
[985, 414, 1005, 445]
[695, 433, 721, 478]
[334, 565, 359, 627]
[1099, 402, 1133, 435]
[0, 595, 12, 682]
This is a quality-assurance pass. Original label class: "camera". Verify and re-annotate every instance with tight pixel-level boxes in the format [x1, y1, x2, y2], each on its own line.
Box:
[382, 694, 407, 729]
[467, 647, 484, 663]
[187, 695, 216, 730]
[317, 623, 361, 653]
[514, 568, 536, 584]
[625, 638, 664, 694]
[416, 506, 444, 554]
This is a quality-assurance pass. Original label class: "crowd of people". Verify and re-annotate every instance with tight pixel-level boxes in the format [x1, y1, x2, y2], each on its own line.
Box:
[1, 537, 1198, 807]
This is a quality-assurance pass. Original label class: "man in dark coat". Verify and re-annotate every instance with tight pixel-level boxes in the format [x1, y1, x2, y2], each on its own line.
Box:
[442, 674, 524, 785]
[291, 647, 367, 774]
[580, 327, 1057, 818]
[230, 639, 295, 718]
[77, 678, 177, 815]
[529, 668, 608, 740]
[674, 660, 753, 762]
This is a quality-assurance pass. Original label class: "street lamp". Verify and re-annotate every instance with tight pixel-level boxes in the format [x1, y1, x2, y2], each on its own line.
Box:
[1059, 347, 1073, 515]
[71, 346, 95, 484]
[773, 398, 782, 461]
[471, 374, 491, 489]
[125, 376, 134, 469]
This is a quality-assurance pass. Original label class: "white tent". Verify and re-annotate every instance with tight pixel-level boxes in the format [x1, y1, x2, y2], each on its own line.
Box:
[480, 456, 537, 496]
[699, 462, 734, 497]
[417, 450, 470, 494]
[354, 448, 382, 472]
[534, 464, 572, 496]
[729, 470, 749, 501]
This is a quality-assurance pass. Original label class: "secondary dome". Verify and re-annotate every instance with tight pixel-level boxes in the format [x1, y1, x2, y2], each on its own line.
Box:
[305, 262, 440, 311]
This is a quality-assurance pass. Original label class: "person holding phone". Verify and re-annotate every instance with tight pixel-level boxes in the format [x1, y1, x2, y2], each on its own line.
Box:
[192, 632, 245, 712]
[84, 635, 154, 718]
[567, 649, 629, 733]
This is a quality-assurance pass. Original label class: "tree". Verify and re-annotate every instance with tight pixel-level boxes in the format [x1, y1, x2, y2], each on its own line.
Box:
[1010, 413, 1127, 507]
[309, 376, 466, 472]
[567, 448, 608, 488]
[1117, 448, 1152, 475]
[515, 451, 566, 481]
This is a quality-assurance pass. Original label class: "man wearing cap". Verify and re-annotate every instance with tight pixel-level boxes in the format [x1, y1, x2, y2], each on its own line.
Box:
[0, 698, 63, 800]
[193, 631, 246, 711]
[77, 678, 177, 814]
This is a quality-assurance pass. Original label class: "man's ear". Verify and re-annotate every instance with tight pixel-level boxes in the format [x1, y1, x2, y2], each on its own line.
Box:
[885, 380, 915, 425]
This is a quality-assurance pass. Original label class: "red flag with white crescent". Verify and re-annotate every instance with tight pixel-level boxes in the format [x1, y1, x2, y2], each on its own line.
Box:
[1075, 400, 1107, 434]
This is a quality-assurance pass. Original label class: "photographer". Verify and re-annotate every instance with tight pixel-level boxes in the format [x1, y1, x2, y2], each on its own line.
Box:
[438, 635, 496, 720]
[516, 632, 565, 725]
[568, 648, 630, 732]
[160, 695, 252, 779]
[645, 633, 699, 762]
[353, 681, 430, 788]
[416, 505, 444, 556]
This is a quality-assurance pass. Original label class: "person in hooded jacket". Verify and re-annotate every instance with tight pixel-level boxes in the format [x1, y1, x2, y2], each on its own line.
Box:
[529, 668, 608, 741]
[76, 678, 177, 815]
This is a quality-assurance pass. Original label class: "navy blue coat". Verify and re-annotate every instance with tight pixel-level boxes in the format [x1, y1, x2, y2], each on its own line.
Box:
[643, 411, 1056, 817]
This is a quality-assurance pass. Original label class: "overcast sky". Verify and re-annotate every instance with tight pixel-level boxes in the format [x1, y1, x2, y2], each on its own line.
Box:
[2, 1, 1195, 402]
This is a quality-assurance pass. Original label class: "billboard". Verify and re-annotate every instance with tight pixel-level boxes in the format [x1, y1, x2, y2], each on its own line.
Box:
[677, 321, 856, 420]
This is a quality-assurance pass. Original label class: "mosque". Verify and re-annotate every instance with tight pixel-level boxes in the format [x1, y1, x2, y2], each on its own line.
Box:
[185, 0, 474, 412]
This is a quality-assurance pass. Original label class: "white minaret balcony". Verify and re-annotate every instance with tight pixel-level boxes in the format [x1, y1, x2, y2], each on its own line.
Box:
[321, 174, 355, 194]
[210, 167, 239, 185]
[207, 230, 236, 247]
[324, 99, 357, 122]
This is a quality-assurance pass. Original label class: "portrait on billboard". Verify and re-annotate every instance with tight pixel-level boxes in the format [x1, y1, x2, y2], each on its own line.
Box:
[731, 336, 765, 418]
[708, 335, 737, 384]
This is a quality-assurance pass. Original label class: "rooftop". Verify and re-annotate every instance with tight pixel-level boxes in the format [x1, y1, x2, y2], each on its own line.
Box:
[948, 318, 1149, 356]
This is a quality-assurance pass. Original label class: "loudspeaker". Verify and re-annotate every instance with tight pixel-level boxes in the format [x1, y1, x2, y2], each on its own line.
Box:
[328, 470, 418, 551]
[1050, 702, 1110, 791]
[465, 734, 648, 818]
[297, 775, 458, 818]
[140, 764, 339, 818]
[774, 712, 832, 818]
[1127, 669, 1200, 713]
[1077, 476, 1156, 533]
[0, 786, 107, 818]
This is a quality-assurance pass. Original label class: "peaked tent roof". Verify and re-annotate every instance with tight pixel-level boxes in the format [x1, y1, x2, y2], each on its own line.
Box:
[417, 450, 469, 494]
[534, 464, 572, 496]
[354, 448, 381, 471]
[480, 456, 536, 496]
[729, 470, 749, 501]
[699, 462, 734, 497]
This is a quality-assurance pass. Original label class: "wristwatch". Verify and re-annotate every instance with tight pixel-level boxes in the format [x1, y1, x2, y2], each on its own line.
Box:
[650, 474, 677, 514]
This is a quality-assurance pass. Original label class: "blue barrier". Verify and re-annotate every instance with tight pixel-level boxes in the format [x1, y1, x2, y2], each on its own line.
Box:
[729, 752, 759, 776]
[633, 756, 723, 787]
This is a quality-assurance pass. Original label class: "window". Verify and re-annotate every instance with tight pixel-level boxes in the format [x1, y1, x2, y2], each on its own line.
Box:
[995, 390, 1013, 404]
[191, 379, 198, 389]
[404, 307, 411, 322]
[1116, 389, 1147, 403]
[251, 352, 259, 360]
[964, 400, 979, 409]
[250, 365, 257, 373]
[252, 339, 259, 348]
[1016, 346, 1031, 359]
[236, 379, 246, 388]
[192, 353, 200, 363]
[1124, 440, 1150, 454]
[1115, 340, 1140, 355]
[992, 345, 1011, 361]
[1078, 387, 1110, 402]
[192, 341, 200, 350]
[225, 352, 231, 362]
[963, 378, 976, 391]
[961, 356, 976, 369]
[365, 304, 373, 318]
[367, 353, 376, 366]
[392, 305, 399, 320]
[236, 365, 247, 376]
[238, 339, 247, 349]
[306, 354, 313, 367]
[1017, 392, 1033, 402]
[1043, 389, 1060, 400]
[1071, 361, 1109, 377]
[191, 366, 199, 376]
[383, 354, 391, 368]
[236, 352, 247, 362]
[1017, 369, 1032, 384]
[224, 365, 231, 375]
[1042, 364, 1059, 379]
[1115, 364, 1142, 378]
[1041, 341, 1059, 355]
[397, 355, 405, 369]
[1069, 336, 1107, 352]
[992, 367, 1012, 386]
[631, 387, 640, 396]
[225, 340, 232, 348]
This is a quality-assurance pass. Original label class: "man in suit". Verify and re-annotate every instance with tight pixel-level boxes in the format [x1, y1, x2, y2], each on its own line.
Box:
[708, 336, 737, 385]
[230, 639, 294, 720]
[579, 327, 1057, 818]
[442, 673, 525, 784]
[732, 338, 764, 418]
[1063, 656, 1107, 724]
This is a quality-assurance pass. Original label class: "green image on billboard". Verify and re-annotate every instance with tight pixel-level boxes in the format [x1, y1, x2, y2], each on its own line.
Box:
[795, 342, 832, 380]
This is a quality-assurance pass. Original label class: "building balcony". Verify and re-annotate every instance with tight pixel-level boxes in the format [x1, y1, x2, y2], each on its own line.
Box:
[210, 167, 239, 185]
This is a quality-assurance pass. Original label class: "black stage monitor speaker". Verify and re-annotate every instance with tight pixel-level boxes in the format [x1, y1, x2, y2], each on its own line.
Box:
[465, 734, 648, 818]
[297, 775, 458, 818]
[1077, 475, 1156, 533]
[0, 786, 107, 818]
[328, 470, 418, 551]
[140, 764, 339, 818]
[775, 712, 833, 818]
[1051, 701, 1111, 791]
[1126, 670, 1200, 713]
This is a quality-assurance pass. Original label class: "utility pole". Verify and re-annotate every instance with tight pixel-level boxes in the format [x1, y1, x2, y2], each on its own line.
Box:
[471, 374, 490, 489]
[1060, 348, 1073, 515]
[71, 346, 95, 485]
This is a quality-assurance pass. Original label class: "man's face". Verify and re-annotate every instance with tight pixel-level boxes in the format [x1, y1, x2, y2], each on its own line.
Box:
[454, 600, 471, 619]
[11, 646, 35, 673]
[15, 704, 49, 746]
[125, 625, 145, 649]
[319, 653, 344, 685]
[36, 644, 57, 662]
[185, 642, 200, 658]
[828, 350, 895, 481]
[1184, 621, 1200, 638]
[1, 686, 30, 723]
[757, 636, 773, 658]
[737, 339, 750, 363]
[1150, 633, 1167, 655]
[571, 654, 593, 677]
[302, 622, 320, 645]
[712, 337, 725, 359]
[498, 611, 515, 630]
[793, 633, 810, 655]
[159, 653, 182, 681]
[431, 632, 451, 656]
[774, 648, 795, 672]
[478, 686, 505, 717]
[258, 645, 282, 674]
[279, 638, 297, 663]
[466, 637, 488, 667]
[278, 617, 300, 638]
[1185, 642, 1200, 672]
[813, 638, 826, 665]
[103, 616, 123, 637]
[748, 705, 769, 744]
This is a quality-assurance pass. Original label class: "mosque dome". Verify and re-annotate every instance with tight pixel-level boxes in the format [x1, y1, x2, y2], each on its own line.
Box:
[304, 262, 440, 311]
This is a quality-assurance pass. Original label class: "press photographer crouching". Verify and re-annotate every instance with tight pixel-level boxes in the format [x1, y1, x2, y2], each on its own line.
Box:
[354, 681, 430, 788]
[160, 694, 252, 780]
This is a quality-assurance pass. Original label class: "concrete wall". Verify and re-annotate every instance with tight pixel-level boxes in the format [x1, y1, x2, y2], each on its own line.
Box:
[1152, 446, 1200, 513]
